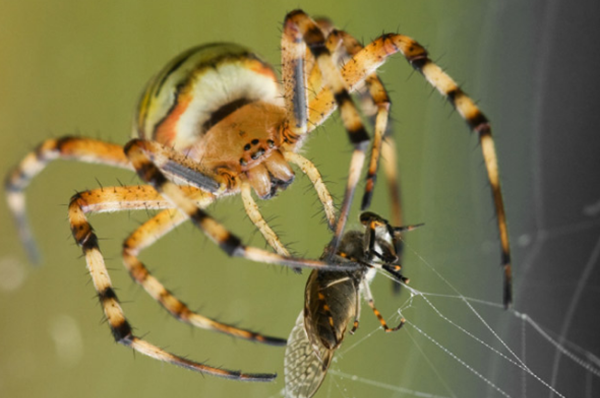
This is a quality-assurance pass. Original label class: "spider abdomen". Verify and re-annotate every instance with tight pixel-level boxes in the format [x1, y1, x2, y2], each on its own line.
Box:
[135, 43, 283, 152]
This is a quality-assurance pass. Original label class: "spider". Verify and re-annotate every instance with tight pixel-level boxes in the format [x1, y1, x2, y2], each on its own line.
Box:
[284, 212, 420, 398]
[4, 10, 512, 381]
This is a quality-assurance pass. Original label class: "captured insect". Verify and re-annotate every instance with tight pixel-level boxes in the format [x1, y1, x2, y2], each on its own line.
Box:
[4, 9, 512, 382]
[284, 212, 421, 398]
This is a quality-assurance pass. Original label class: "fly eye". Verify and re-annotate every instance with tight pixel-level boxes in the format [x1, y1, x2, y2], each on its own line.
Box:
[372, 247, 398, 264]
[359, 211, 379, 225]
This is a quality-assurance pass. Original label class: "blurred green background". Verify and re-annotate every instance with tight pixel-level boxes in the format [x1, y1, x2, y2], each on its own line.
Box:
[1, 1, 599, 397]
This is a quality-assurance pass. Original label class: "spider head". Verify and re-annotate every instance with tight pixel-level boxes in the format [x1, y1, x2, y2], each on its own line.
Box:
[227, 102, 295, 199]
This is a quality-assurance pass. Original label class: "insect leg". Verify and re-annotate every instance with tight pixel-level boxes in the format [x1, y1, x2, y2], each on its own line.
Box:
[361, 279, 405, 332]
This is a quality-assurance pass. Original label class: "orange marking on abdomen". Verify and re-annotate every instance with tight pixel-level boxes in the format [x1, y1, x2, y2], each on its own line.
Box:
[154, 90, 194, 146]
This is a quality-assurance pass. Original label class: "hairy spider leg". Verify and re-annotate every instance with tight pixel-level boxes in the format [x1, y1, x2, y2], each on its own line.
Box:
[282, 10, 371, 256]
[309, 23, 409, 295]
[306, 33, 513, 307]
[122, 138, 357, 271]
[4, 137, 131, 263]
[241, 181, 290, 256]
[283, 152, 336, 229]
[381, 133, 406, 295]
[72, 185, 285, 345]
[68, 185, 279, 381]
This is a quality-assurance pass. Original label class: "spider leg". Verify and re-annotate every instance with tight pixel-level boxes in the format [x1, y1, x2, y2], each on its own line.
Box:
[122, 139, 301, 259]
[241, 181, 289, 256]
[308, 34, 513, 307]
[283, 152, 336, 229]
[123, 138, 355, 272]
[68, 186, 276, 381]
[324, 26, 408, 294]
[281, 12, 309, 139]
[70, 185, 287, 345]
[381, 133, 409, 296]
[381, 133, 403, 229]
[4, 137, 131, 263]
[361, 279, 405, 332]
[327, 30, 395, 213]
[120, 198, 287, 346]
[305, 17, 336, 102]
[378, 132, 407, 295]
[283, 10, 370, 256]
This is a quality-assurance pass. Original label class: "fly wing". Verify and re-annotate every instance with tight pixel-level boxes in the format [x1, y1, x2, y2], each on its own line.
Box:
[284, 311, 334, 398]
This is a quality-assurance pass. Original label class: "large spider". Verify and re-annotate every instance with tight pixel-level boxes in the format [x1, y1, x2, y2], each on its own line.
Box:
[4, 10, 511, 381]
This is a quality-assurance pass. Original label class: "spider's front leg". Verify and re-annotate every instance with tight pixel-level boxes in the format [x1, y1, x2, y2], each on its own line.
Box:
[123, 138, 356, 272]
[326, 29, 408, 275]
[282, 10, 372, 255]
[308, 33, 513, 307]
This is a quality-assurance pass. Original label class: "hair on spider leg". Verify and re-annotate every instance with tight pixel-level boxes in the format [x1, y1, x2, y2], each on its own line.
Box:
[308, 207, 334, 231]
[306, 206, 328, 226]
[113, 297, 135, 307]
[81, 269, 96, 284]
[261, 213, 294, 242]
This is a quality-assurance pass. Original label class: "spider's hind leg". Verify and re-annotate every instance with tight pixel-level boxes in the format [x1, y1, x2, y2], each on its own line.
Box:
[121, 202, 287, 346]
[5, 137, 131, 263]
[68, 185, 278, 380]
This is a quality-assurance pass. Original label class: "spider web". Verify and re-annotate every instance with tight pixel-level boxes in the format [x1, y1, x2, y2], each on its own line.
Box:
[267, 1, 600, 397]
[268, 208, 600, 398]
[269, 187, 600, 398]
